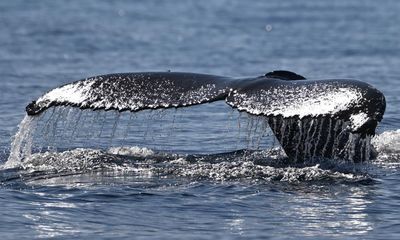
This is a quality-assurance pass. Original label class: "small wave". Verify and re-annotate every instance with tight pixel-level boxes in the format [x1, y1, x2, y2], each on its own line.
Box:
[169, 161, 369, 183]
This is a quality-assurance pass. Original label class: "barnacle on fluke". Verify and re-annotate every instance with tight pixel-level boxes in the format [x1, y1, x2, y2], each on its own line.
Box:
[26, 70, 386, 162]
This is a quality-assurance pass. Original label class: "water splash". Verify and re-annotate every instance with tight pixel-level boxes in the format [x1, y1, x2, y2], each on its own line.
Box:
[5, 115, 38, 168]
[3, 102, 384, 175]
[3, 103, 274, 165]
[0, 146, 372, 185]
[372, 129, 400, 166]
[372, 129, 400, 154]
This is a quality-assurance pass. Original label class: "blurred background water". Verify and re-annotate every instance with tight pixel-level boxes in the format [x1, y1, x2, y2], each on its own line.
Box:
[0, 0, 400, 239]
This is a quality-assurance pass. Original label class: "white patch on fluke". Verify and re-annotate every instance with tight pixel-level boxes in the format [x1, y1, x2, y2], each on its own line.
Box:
[349, 113, 369, 130]
[37, 80, 95, 107]
[230, 83, 363, 118]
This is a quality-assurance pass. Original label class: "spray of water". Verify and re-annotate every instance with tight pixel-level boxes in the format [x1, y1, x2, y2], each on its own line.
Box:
[3, 103, 378, 170]
[5, 115, 38, 168]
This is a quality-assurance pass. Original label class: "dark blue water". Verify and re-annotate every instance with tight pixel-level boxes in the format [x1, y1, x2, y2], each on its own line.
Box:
[1, 0, 400, 239]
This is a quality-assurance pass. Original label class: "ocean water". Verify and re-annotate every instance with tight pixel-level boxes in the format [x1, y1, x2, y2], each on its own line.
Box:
[1, 0, 400, 239]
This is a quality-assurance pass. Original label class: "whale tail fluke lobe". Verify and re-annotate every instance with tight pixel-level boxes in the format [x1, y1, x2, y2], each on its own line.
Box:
[25, 71, 386, 162]
[26, 72, 232, 116]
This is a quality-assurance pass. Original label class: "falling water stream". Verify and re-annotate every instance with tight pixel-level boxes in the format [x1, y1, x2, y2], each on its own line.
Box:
[4, 102, 275, 168]
[6, 115, 38, 168]
[2, 99, 379, 185]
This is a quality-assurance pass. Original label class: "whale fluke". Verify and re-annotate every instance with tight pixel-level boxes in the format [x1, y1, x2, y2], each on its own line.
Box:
[26, 72, 231, 116]
[25, 71, 386, 162]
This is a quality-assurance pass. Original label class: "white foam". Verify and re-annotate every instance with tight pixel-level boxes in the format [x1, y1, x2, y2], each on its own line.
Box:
[107, 146, 155, 157]
[22, 148, 121, 173]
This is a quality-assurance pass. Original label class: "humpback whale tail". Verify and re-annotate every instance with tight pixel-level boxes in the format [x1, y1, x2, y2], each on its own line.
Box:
[26, 71, 386, 162]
